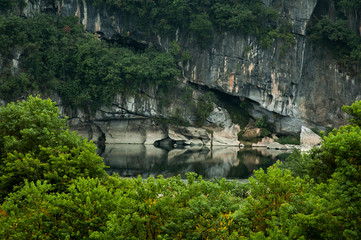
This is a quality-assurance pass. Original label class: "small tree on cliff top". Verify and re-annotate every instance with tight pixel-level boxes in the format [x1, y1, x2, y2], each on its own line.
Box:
[0, 96, 106, 199]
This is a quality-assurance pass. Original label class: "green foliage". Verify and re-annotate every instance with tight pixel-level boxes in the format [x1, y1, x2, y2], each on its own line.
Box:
[0, 95, 67, 156]
[309, 5, 361, 69]
[283, 100, 361, 181]
[278, 100, 361, 238]
[0, 178, 116, 239]
[2, 100, 361, 239]
[255, 115, 269, 128]
[237, 130, 245, 141]
[168, 40, 181, 57]
[0, 0, 25, 12]
[0, 174, 244, 239]
[0, 15, 28, 56]
[91, 0, 292, 49]
[338, 0, 361, 10]
[283, 124, 361, 183]
[309, 16, 359, 60]
[252, 115, 275, 138]
[259, 128, 271, 138]
[232, 163, 316, 238]
[0, 14, 179, 111]
[0, 73, 33, 102]
[317, 125, 361, 181]
[0, 96, 106, 198]
[0, 0, 14, 10]
[342, 100, 361, 125]
[2, 94, 361, 240]
[281, 148, 319, 178]
[189, 13, 213, 49]
[181, 50, 192, 62]
[195, 92, 215, 126]
[276, 134, 301, 145]
[275, 152, 291, 161]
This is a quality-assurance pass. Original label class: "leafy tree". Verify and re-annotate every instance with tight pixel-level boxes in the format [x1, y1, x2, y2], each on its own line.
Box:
[0, 180, 55, 239]
[342, 100, 361, 125]
[0, 178, 116, 239]
[232, 163, 318, 238]
[308, 7, 361, 69]
[195, 92, 215, 126]
[90, 0, 290, 49]
[0, 14, 179, 111]
[0, 96, 106, 198]
[309, 16, 359, 59]
[0, 15, 27, 56]
[285, 100, 361, 182]
[281, 100, 361, 238]
[338, 0, 361, 10]
[189, 13, 214, 49]
[0, 174, 245, 239]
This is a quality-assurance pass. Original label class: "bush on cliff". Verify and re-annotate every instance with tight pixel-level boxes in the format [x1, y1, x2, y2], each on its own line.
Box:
[91, 0, 292, 48]
[0, 14, 179, 111]
[309, 2, 361, 71]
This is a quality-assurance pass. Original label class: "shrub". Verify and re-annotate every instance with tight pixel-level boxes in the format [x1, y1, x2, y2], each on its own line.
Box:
[0, 96, 106, 198]
[276, 134, 300, 145]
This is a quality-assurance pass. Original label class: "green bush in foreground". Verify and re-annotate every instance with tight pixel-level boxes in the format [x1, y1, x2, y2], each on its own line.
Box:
[0, 175, 247, 239]
[0, 96, 106, 199]
[1, 97, 361, 239]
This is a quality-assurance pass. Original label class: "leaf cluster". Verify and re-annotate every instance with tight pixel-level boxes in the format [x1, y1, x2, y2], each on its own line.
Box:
[308, 2, 361, 69]
[195, 92, 215, 127]
[0, 96, 107, 199]
[0, 174, 246, 239]
[2, 98, 361, 239]
[0, 14, 179, 111]
[90, 0, 292, 49]
[279, 100, 361, 238]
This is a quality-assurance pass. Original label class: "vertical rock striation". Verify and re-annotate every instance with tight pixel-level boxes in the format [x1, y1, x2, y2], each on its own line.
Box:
[10, 0, 361, 139]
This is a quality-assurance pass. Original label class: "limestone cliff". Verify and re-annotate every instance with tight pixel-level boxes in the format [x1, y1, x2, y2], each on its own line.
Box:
[5, 0, 361, 144]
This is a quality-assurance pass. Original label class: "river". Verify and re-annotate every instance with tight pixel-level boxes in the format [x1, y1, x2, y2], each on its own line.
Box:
[101, 144, 291, 180]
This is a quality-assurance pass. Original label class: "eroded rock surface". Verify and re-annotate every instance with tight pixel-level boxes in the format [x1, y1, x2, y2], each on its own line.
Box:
[300, 126, 322, 146]
[4, 0, 361, 144]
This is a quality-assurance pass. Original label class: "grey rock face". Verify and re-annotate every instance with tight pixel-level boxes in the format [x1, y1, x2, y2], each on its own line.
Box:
[184, 0, 357, 132]
[206, 107, 232, 128]
[14, 0, 361, 136]
[300, 125, 322, 146]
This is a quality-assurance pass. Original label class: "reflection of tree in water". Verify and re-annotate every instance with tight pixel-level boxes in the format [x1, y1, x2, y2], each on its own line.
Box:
[234, 149, 276, 178]
[147, 148, 277, 179]
[103, 145, 288, 179]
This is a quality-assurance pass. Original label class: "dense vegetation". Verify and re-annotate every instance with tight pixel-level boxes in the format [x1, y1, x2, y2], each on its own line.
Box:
[0, 14, 179, 111]
[309, 0, 361, 70]
[0, 96, 107, 199]
[0, 96, 361, 239]
[92, 0, 293, 48]
[0, 0, 296, 126]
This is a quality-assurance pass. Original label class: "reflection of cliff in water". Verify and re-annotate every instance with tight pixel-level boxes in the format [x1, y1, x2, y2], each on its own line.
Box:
[102, 144, 290, 179]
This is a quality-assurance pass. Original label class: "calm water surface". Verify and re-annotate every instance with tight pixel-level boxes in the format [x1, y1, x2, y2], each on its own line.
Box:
[101, 144, 291, 179]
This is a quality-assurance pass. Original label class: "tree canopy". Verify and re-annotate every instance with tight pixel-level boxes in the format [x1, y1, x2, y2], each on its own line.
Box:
[0, 96, 106, 199]
[0, 15, 179, 111]
[308, 1, 361, 70]
[0, 97, 361, 238]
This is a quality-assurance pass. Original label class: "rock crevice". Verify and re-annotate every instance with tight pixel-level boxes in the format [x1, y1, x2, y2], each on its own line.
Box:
[6, 0, 360, 143]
